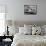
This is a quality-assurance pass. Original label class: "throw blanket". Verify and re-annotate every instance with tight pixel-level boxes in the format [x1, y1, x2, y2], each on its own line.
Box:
[11, 33, 46, 46]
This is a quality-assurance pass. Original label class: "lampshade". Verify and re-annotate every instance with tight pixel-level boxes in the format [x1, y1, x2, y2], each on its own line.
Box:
[5, 20, 12, 26]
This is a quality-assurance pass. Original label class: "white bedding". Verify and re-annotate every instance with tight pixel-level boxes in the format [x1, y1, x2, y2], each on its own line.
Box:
[11, 33, 46, 46]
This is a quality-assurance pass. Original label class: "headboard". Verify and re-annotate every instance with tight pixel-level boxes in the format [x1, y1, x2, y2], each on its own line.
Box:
[6, 20, 46, 27]
[15, 21, 46, 27]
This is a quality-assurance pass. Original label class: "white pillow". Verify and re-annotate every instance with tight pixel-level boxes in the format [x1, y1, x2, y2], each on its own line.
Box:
[24, 24, 32, 35]
[42, 25, 46, 33]
[24, 24, 32, 29]
[24, 27, 32, 35]
[19, 27, 32, 35]
[19, 27, 25, 34]
[41, 25, 45, 35]
[32, 26, 41, 35]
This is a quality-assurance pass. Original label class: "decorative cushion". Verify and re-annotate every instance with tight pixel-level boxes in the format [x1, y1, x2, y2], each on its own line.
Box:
[32, 26, 41, 35]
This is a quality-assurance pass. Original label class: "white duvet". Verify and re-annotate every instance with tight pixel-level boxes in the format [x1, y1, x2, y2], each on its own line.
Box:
[11, 33, 46, 46]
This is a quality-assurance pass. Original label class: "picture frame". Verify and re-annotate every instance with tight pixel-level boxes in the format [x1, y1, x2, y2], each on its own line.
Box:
[24, 5, 37, 15]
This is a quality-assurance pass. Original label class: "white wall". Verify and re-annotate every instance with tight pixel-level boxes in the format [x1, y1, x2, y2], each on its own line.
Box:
[0, 0, 46, 22]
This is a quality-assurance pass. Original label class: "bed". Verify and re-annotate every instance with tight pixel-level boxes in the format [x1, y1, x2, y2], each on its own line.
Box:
[11, 33, 46, 46]
[11, 21, 46, 46]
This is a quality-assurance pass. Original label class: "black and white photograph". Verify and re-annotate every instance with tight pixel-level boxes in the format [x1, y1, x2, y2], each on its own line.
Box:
[24, 5, 37, 15]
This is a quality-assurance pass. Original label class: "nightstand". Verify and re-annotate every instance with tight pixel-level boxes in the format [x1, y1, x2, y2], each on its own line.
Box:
[0, 36, 13, 46]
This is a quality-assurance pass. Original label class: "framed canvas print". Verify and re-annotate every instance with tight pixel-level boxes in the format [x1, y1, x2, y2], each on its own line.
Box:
[24, 5, 37, 15]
